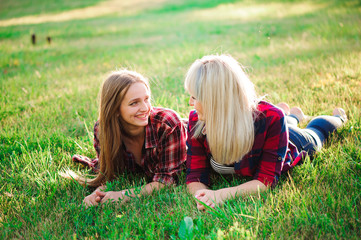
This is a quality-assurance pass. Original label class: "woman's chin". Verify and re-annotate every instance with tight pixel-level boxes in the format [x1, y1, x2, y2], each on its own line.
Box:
[135, 118, 149, 126]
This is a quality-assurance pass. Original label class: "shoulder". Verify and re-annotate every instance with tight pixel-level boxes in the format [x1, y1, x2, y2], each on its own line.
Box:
[256, 101, 285, 122]
[254, 101, 286, 134]
[150, 107, 182, 128]
[188, 110, 198, 122]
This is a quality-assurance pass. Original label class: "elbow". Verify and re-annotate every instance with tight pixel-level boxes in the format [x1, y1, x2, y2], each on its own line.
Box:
[249, 179, 267, 193]
[257, 181, 267, 191]
[150, 181, 165, 190]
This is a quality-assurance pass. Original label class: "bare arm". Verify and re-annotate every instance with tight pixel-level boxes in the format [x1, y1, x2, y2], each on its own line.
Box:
[93, 181, 166, 206]
[191, 180, 267, 210]
[122, 181, 165, 198]
[216, 179, 267, 199]
[187, 182, 209, 195]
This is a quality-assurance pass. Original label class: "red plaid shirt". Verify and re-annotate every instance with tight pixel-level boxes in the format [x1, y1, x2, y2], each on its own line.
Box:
[186, 101, 299, 187]
[94, 107, 187, 185]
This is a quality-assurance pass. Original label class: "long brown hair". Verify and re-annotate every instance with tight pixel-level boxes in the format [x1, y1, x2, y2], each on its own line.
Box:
[86, 70, 150, 187]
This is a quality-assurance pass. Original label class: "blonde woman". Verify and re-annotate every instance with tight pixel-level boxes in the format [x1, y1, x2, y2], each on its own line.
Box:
[184, 55, 347, 210]
[72, 70, 187, 207]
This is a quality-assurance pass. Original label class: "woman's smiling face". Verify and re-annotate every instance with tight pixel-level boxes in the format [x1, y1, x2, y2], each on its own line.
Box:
[120, 82, 151, 130]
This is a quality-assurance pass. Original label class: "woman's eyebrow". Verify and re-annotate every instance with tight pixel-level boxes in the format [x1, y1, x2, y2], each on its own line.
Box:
[128, 95, 149, 102]
[128, 97, 141, 102]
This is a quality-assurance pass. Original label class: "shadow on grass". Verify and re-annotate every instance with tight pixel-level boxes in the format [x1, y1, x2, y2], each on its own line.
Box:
[0, 0, 104, 21]
[148, 0, 240, 13]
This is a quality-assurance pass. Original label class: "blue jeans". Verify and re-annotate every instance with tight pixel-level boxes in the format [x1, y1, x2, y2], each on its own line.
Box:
[287, 114, 344, 157]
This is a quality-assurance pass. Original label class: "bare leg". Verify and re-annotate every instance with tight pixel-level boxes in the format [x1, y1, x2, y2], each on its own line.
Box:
[277, 102, 310, 124]
[289, 107, 311, 123]
[332, 108, 347, 123]
[276, 102, 290, 115]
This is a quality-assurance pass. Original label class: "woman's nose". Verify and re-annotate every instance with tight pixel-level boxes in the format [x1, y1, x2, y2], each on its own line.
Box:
[189, 97, 194, 106]
[140, 101, 149, 111]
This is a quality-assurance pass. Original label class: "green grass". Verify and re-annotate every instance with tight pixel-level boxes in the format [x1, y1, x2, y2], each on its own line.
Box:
[1, 0, 361, 238]
[0, 0, 103, 20]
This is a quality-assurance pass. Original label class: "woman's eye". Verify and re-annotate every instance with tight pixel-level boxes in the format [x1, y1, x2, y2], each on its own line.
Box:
[130, 102, 137, 106]
[191, 96, 196, 100]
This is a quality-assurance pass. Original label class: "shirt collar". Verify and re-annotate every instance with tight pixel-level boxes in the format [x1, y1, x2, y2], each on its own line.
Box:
[201, 125, 206, 135]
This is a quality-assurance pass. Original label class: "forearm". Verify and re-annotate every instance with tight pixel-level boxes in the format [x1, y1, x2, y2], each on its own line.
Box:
[140, 181, 165, 196]
[187, 182, 209, 195]
[218, 180, 267, 201]
[121, 181, 166, 198]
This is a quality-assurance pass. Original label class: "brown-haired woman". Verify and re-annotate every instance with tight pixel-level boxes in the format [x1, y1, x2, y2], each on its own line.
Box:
[72, 70, 187, 207]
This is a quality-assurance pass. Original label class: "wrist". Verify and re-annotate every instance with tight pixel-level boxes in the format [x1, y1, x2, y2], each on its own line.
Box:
[120, 192, 131, 203]
[215, 189, 225, 201]
[120, 190, 132, 201]
[216, 188, 235, 202]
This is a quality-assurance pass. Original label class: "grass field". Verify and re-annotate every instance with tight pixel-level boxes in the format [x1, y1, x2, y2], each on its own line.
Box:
[1, 0, 361, 238]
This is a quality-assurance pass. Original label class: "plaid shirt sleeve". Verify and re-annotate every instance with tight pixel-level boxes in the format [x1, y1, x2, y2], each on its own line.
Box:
[253, 107, 288, 187]
[185, 111, 211, 186]
[152, 110, 187, 185]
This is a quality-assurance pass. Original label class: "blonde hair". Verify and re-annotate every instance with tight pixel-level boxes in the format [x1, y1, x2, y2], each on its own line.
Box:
[184, 55, 258, 165]
[84, 70, 150, 187]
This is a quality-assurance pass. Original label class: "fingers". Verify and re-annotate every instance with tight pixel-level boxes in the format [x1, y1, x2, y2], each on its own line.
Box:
[197, 201, 205, 211]
[196, 199, 215, 210]
[100, 195, 110, 204]
[94, 190, 106, 203]
[195, 194, 215, 211]
[194, 192, 205, 199]
[83, 190, 106, 207]
[99, 192, 118, 204]
[95, 190, 106, 197]
[86, 190, 127, 206]
[83, 195, 99, 207]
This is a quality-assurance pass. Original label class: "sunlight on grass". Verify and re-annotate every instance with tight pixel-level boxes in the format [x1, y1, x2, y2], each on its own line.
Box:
[0, 0, 166, 27]
[216, 221, 257, 239]
[192, 2, 327, 21]
[1, 0, 361, 238]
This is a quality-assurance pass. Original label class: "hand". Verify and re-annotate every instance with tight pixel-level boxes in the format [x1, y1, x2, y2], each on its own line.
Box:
[96, 190, 130, 205]
[194, 189, 224, 211]
[83, 192, 100, 207]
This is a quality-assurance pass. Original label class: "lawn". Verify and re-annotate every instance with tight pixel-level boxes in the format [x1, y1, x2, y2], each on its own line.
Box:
[1, 0, 361, 238]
